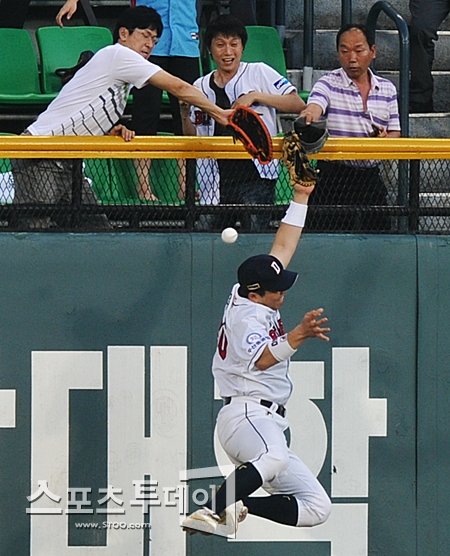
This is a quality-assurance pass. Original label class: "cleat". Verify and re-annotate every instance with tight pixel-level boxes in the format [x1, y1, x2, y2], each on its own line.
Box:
[182, 507, 220, 536]
[218, 500, 248, 527]
[181, 500, 248, 537]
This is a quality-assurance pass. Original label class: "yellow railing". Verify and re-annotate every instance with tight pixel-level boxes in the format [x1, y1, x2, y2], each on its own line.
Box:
[1, 136, 450, 160]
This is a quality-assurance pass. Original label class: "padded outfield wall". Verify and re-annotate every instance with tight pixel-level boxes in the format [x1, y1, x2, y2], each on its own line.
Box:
[0, 232, 448, 556]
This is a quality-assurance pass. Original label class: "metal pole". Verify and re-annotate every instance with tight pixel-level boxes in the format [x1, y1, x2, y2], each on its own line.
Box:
[275, 0, 286, 43]
[366, 1, 411, 230]
[341, 0, 352, 26]
[79, 0, 98, 26]
[366, 1, 409, 137]
[303, 0, 314, 90]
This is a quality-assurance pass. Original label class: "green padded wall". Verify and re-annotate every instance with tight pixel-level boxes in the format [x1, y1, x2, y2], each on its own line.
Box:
[0, 233, 447, 556]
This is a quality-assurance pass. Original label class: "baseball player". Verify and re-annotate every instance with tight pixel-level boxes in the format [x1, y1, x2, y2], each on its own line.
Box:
[182, 178, 332, 536]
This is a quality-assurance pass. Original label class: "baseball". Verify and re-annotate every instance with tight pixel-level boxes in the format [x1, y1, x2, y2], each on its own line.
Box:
[221, 227, 238, 244]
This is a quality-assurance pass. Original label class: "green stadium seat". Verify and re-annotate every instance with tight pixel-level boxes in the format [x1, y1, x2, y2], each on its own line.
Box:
[243, 26, 288, 76]
[0, 29, 55, 109]
[36, 26, 113, 94]
[84, 134, 183, 205]
[83, 159, 115, 204]
[109, 158, 182, 204]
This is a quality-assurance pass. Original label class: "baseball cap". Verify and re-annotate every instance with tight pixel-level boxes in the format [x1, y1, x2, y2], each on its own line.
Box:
[238, 255, 298, 294]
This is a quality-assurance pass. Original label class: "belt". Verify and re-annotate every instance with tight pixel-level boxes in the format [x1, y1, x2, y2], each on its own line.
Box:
[223, 396, 286, 418]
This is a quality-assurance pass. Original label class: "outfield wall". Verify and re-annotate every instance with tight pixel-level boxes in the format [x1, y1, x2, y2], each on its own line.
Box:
[0, 232, 448, 556]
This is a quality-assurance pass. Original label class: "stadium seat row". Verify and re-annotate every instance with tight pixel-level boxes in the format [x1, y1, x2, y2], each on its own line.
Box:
[0, 26, 113, 110]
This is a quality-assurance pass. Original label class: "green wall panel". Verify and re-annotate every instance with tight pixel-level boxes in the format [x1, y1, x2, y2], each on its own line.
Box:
[417, 237, 450, 556]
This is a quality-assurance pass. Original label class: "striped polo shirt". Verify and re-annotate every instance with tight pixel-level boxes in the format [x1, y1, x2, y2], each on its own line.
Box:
[307, 67, 400, 167]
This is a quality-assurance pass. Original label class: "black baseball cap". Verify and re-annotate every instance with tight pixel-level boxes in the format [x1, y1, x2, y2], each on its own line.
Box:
[238, 255, 298, 294]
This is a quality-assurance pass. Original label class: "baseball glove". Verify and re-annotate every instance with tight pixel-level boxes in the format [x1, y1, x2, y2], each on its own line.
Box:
[282, 131, 319, 187]
[293, 116, 329, 154]
[227, 106, 273, 164]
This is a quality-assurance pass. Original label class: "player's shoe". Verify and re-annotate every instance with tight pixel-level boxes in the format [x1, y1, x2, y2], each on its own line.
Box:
[181, 500, 248, 537]
[219, 500, 248, 528]
[182, 507, 221, 536]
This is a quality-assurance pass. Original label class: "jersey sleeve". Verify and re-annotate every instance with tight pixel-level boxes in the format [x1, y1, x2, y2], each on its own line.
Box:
[230, 312, 272, 370]
[111, 45, 162, 89]
[253, 63, 297, 96]
[307, 75, 331, 115]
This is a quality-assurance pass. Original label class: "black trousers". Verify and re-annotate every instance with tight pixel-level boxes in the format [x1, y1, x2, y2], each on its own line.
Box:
[130, 56, 200, 136]
[306, 161, 391, 232]
[409, 0, 450, 112]
[229, 0, 257, 25]
[0, 0, 31, 27]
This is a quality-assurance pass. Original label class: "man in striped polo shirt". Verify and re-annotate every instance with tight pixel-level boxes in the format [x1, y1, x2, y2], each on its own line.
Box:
[300, 23, 401, 232]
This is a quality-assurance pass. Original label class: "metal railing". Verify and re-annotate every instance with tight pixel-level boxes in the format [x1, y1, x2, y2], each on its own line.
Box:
[1, 136, 450, 234]
[366, 1, 410, 137]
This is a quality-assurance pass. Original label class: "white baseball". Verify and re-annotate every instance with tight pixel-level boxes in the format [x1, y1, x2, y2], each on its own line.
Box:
[221, 227, 238, 244]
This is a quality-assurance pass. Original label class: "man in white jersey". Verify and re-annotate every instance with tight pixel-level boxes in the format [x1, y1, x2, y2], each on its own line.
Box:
[11, 6, 230, 228]
[182, 178, 332, 536]
[180, 15, 304, 231]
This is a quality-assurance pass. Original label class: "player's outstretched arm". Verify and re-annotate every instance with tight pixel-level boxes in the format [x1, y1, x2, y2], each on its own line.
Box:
[270, 181, 314, 269]
[255, 308, 330, 370]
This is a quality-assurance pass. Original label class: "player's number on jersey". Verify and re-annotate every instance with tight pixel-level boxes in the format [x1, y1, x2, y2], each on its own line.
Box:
[218, 325, 228, 360]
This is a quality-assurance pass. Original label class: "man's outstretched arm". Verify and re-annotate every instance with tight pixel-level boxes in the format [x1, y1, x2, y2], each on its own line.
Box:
[148, 70, 231, 127]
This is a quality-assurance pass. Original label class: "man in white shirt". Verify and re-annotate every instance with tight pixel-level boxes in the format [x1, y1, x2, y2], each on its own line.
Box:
[12, 6, 230, 228]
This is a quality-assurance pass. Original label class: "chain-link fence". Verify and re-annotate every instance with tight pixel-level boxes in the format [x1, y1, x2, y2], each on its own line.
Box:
[1, 136, 450, 233]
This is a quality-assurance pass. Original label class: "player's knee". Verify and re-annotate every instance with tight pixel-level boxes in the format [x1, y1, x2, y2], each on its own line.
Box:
[254, 449, 290, 482]
[309, 493, 332, 526]
[314, 496, 332, 525]
[294, 490, 332, 527]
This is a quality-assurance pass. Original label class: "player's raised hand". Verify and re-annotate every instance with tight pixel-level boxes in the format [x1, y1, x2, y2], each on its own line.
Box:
[292, 180, 316, 195]
[302, 308, 330, 340]
[288, 308, 330, 349]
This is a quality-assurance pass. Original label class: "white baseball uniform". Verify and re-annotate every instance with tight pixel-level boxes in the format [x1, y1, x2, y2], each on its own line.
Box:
[189, 62, 296, 204]
[213, 284, 331, 526]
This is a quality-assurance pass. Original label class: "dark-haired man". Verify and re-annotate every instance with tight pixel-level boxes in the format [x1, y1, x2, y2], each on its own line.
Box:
[182, 176, 331, 536]
[57, 0, 201, 201]
[181, 15, 304, 231]
[300, 23, 401, 232]
[12, 6, 230, 228]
